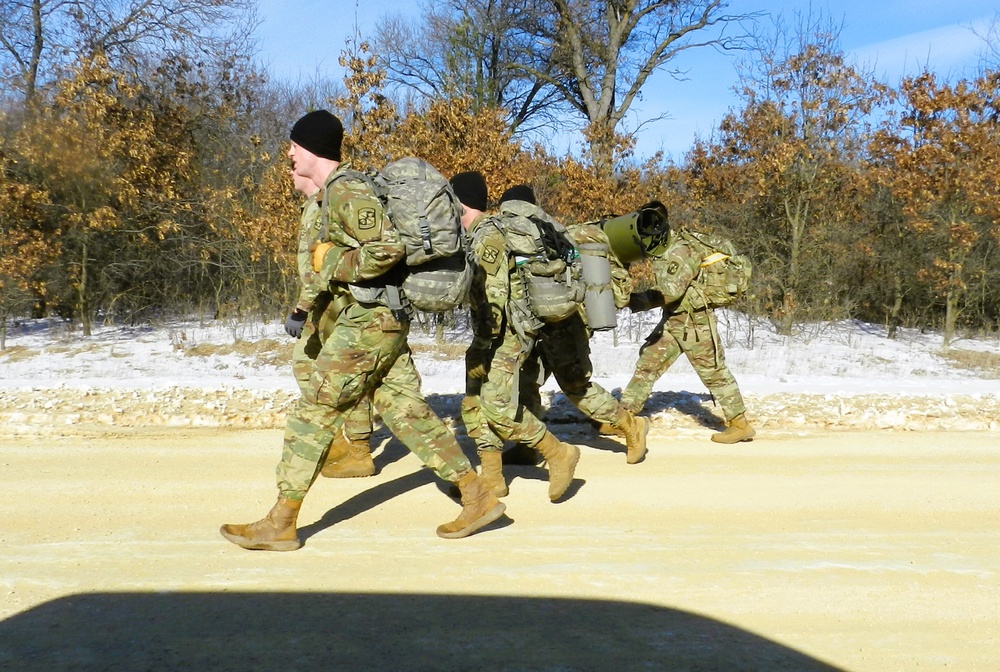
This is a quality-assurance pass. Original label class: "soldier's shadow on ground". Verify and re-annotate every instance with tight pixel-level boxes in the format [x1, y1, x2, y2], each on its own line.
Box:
[542, 390, 728, 435]
[300, 422, 515, 540]
[0, 591, 847, 672]
[388, 390, 728, 459]
[641, 390, 728, 430]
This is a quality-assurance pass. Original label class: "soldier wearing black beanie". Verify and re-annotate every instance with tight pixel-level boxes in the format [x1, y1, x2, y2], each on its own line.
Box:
[499, 184, 536, 205]
[450, 171, 489, 212]
[290, 110, 343, 161]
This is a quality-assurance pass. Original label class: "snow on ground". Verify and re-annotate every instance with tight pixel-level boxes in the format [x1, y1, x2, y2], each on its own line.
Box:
[1, 311, 999, 436]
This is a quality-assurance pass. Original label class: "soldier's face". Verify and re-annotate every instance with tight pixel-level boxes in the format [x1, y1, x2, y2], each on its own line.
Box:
[288, 141, 320, 180]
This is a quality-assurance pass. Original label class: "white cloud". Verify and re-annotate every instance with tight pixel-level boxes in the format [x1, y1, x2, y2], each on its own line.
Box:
[850, 17, 992, 80]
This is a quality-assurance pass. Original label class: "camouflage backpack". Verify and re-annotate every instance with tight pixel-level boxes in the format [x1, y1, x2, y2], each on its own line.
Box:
[493, 200, 585, 325]
[333, 157, 471, 314]
[676, 228, 752, 309]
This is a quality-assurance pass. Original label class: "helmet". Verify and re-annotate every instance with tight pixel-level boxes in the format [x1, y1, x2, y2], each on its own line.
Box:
[601, 202, 670, 264]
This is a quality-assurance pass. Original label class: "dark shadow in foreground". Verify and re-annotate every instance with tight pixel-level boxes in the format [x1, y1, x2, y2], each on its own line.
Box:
[0, 592, 847, 672]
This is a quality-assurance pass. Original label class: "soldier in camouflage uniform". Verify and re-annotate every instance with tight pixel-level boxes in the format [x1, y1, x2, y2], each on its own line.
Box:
[451, 175, 580, 501]
[621, 202, 755, 444]
[284, 170, 376, 479]
[221, 112, 505, 551]
[496, 204, 651, 470]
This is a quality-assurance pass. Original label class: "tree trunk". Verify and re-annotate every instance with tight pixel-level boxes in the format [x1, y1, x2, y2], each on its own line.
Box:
[942, 288, 958, 348]
[779, 196, 807, 336]
[79, 238, 92, 337]
[779, 291, 795, 336]
[887, 273, 903, 340]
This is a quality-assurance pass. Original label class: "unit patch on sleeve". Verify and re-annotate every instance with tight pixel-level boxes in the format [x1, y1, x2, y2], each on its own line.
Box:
[666, 261, 680, 275]
[480, 244, 502, 275]
[358, 208, 378, 232]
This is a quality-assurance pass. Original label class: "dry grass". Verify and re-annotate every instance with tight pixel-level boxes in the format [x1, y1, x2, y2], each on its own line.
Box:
[182, 338, 464, 366]
[938, 349, 1000, 378]
[0, 345, 37, 362]
[409, 342, 467, 361]
[184, 338, 294, 367]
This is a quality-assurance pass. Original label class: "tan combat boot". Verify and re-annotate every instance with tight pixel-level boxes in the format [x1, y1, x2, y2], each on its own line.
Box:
[220, 497, 302, 551]
[535, 431, 581, 501]
[612, 409, 649, 464]
[436, 472, 507, 539]
[711, 413, 756, 444]
[321, 436, 375, 478]
[478, 449, 508, 498]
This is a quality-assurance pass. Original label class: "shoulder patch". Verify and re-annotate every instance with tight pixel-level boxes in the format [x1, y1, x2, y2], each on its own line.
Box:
[480, 244, 503, 276]
[358, 208, 378, 232]
[666, 261, 680, 275]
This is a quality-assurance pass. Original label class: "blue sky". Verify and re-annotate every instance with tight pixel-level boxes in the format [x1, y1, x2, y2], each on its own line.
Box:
[255, 0, 997, 160]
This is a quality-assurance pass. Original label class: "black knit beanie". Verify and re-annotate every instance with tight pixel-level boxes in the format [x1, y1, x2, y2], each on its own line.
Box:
[449, 171, 489, 211]
[290, 110, 343, 161]
[500, 184, 536, 205]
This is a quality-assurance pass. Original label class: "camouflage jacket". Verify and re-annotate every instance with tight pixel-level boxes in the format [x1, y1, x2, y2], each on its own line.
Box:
[649, 237, 703, 313]
[315, 163, 405, 288]
[467, 213, 510, 342]
[295, 192, 324, 311]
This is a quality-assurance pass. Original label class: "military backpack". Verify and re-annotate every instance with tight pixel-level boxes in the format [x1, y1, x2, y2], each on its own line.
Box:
[330, 157, 472, 315]
[492, 200, 585, 326]
[676, 228, 752, 309]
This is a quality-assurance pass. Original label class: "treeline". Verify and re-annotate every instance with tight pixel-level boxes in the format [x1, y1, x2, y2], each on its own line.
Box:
[1, 5, 999, 349]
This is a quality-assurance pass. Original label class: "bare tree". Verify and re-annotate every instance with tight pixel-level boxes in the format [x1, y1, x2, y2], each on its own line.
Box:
[375, 0, 569, 138]
[531, 0, 759, 170]
[0, 0, 257, 104]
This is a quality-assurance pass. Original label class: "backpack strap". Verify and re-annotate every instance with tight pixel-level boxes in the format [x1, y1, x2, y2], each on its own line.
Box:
[531, 215, 577, 264]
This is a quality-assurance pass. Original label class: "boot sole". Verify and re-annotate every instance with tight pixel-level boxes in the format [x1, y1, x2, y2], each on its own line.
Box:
[710, 430, 756, 444]
[220, 527, 302, 552]
[321, 458, 376, 478]
[435, 502, 507, 539]
[322, 465, 376, 478]
[626, 417, 650, 464]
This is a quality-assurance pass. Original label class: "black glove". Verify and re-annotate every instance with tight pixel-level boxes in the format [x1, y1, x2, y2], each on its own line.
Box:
[284, 309, 308, 338]
[466, 341, 492, 379]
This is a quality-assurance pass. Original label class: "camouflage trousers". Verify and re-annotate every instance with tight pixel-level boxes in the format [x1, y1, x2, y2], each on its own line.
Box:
[292, 295, 373, 442]
[462, 312, 623, 453]
[620, 308, 746, 421]
[531, 312, 623, 425]
[462, 323, 549, 452]
[276, 303, 471, 500]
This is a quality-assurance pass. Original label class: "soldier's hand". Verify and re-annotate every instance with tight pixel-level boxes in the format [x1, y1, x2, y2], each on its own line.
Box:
[311, 242, 335, 272]
[466, 343, 492, 379]
[284, 309, 308, 338]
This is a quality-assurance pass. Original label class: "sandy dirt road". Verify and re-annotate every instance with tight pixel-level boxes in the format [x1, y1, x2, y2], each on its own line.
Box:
[0, 425, 997, 671]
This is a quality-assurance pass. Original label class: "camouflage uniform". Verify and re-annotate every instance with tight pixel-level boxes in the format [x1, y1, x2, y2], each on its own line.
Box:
[462, 214, 549, 450]
[276, 165, 472, 500]
[291, 188, 373, 444]
[620, 236, 747, 422]
[499, 221, 636, 431]
[464, 214, 624, 447]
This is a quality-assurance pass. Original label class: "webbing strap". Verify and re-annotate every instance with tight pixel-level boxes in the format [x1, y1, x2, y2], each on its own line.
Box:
[701, 252, 730, 267]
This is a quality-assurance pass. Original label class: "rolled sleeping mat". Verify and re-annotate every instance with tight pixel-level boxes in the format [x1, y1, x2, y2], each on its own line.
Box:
[579, 243, 617, 331]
